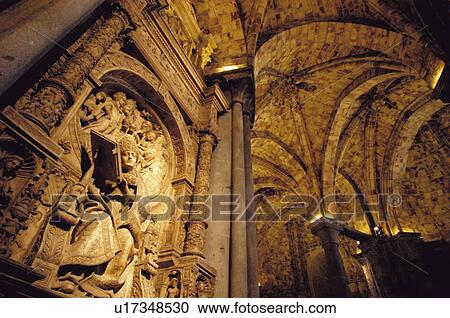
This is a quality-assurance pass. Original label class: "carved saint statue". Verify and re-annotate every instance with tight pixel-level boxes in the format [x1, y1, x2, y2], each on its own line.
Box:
[0, 152, 24, 212]
[51, 134, 145, 297]
[165, 271, 181, 298]
[34, 90, 169, 297]
[196, 275, 212, 298]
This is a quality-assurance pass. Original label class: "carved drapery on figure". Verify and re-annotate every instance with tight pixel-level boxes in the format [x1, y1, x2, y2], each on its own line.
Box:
[15, 10, 131, 133]
[33, 90, 169, 297]
[0, 137, 38, 256]
[183, 132, 216, 257]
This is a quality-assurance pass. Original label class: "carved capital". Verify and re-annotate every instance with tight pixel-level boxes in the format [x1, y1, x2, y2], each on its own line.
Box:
[310, 217, 343, 247]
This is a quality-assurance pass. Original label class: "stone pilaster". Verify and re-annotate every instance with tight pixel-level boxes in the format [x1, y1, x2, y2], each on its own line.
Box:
[204, 110, 232, 297]
[15, 9, 131, 133]
[183, 132, 216, 257]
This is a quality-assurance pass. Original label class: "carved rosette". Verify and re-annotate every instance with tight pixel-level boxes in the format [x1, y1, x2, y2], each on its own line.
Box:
[16, 10, 131, 133]
[183, 132, 216, 257]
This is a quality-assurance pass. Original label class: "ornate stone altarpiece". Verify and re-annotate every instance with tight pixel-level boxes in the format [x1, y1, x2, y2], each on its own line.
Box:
[0, 0, 228, 298]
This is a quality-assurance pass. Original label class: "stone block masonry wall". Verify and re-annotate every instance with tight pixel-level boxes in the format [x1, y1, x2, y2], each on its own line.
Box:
[400, 109, 449, 241]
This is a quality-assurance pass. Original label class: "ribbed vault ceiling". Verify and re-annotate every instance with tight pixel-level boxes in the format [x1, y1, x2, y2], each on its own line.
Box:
[193, 0, 447, 235]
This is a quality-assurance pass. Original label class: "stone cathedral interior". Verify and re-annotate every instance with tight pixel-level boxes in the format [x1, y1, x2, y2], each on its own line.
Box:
[0, 0, 449, 298]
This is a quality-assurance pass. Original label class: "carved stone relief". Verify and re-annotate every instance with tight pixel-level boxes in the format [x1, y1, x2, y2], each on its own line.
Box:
[32, 90, 171, 297]
[165, 270, 181, 298]
[0, 137, 37, 256]
[92, 50, 192, 182]
[161, 4, 196, 59]
[156, 261, 216, 298]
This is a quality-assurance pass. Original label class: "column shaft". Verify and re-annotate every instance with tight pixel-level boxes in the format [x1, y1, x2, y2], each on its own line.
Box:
[204, 111, 232, 297]
[322, 241, 349, 297]
[243, 111, 259, 297]
[310, 218, 349, 297]
[184, 133, 215, 257]
[230, 101, 248, 297]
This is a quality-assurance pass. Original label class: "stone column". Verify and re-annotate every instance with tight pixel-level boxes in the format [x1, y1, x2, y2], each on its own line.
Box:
[230, 98, 248, 297]
[243, 104, 259, 297]
[184, 132, 216, 257]
[204, 111, 232, 297]
[15, 9, 130, 133]
[310, 217, 349, 297]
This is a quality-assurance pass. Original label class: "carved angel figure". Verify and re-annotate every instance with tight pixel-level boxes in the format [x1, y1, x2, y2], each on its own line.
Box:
[79, 91, 124, 136]
[121, 98, 143, 134]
